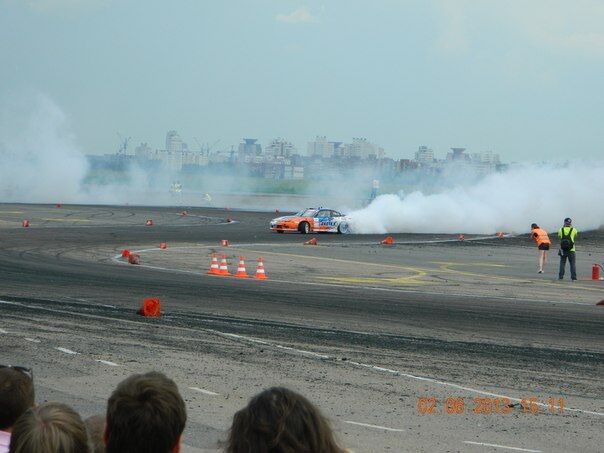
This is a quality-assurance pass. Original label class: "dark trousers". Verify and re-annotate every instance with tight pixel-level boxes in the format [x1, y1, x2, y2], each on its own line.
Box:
[559, 251, 577, 280]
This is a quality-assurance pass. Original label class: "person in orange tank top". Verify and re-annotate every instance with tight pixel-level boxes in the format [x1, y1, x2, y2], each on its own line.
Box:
[531, 223, 551, 274]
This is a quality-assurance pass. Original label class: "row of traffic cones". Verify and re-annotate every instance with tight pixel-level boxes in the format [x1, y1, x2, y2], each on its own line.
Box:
[208, 254, 267, 279]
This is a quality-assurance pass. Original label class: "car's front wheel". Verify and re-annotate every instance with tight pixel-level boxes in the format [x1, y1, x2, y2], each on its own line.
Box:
[298, 222, 310, 234]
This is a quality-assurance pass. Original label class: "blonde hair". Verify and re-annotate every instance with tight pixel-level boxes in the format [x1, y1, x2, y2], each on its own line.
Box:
[9, 402, 89, 453]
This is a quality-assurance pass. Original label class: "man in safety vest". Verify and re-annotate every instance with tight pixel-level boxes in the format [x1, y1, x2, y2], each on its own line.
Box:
[530, 223, 551, 274]
[558, 217, 578, 281]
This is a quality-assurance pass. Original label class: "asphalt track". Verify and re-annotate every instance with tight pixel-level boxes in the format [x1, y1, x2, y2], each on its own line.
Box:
[1, 204, 603, 452]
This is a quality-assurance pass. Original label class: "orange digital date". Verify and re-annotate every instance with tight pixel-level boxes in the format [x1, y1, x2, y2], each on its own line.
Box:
[417, 396, 565, 415]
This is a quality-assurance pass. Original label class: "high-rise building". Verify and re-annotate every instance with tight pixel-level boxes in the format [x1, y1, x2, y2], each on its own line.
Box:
[307, 136, 335, 158]
[265, 138, 297, 158]
[415, 146, 434, 164]
[238, 138, 262, 160]
[447, 147, 469, 161]
[347, 138, 383, 159]
[165, 130, 183, 153]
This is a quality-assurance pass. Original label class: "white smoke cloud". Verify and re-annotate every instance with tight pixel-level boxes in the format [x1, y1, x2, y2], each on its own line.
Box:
[348, 163, 604, 234]
[0, 94, 89, 203]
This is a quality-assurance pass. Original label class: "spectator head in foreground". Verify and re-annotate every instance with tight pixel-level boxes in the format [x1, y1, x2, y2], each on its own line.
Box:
[105, 372, 186, 453]
[84, 415, 106, 453]
[226, 387, 346, 453]
[0, 366, 35, 453]
[9, 402, 89, 453]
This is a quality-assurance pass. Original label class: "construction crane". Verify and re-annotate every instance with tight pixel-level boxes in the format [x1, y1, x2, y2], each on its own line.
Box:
[193, 138, 221, 156]
[116, 133, 131, 155]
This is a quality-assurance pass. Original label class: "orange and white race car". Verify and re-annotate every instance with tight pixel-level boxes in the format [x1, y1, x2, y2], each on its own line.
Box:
[270, 207, 351, 234]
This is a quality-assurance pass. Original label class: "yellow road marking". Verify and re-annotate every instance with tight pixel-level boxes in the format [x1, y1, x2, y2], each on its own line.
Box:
[42, 218, 91, 222]
[0, 211, 24, 214]
[431, 261, 509, 268]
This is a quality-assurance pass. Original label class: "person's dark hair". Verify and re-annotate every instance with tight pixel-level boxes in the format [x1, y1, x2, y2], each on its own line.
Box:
[226, 387, 346, 453]
[9, 402, 89, 453]
[531, 223, 538, 229]
[105, 372, 186, 453]
[0, 367, 35, 430]
[84, 414, 106, 453]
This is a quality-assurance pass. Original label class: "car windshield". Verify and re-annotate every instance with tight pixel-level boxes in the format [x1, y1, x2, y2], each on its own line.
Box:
[296, 209, 317, 217]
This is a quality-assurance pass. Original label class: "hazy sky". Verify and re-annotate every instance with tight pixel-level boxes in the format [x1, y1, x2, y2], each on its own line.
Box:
[2, 0, 603, 160]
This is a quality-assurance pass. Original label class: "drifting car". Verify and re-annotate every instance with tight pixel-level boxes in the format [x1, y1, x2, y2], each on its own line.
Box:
[270, 207, 351, 234]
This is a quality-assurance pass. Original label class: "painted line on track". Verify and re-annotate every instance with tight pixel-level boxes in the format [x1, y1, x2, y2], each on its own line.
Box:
[463, 441, 542, 452]
[0, 328, 7, 334]
[96, 359, 119, 367]
[56, 347, 78, 355]
[2, 299, 602, 418]
[343, 421, 405, 432]
[189, 386, 220, 396]
[24, 338, 41, 343]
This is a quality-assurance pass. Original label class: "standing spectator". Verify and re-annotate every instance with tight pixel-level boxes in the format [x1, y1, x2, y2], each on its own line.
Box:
[558, 217, 578, 280]
[0, 366, 35, 453]
[104, 372, 186, 453]
[9, 403, 89, 453]
[530, 223, 551, 273]
[226, 387, 346, 453]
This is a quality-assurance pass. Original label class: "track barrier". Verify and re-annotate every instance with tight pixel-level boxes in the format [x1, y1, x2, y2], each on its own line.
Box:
[380, 236, 393, 245]
[208, 253, 220, 275]
[146, 219, 154, 226]
[255, 257, 268, 280]
[22, 220, 30, 228]
[235, 257, 249, 278]
[159, 242, 167, 249]
[128, 253, 140, 265]
[138, 297, 161, 317]
[218, 255, 230, 275]
[304, 237, 318, 246]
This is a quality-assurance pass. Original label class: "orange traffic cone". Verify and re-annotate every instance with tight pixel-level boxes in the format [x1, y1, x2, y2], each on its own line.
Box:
[138, 297, 161, 317]
[221, 239, 229, 246]
[235, 256, 249, 278]
[208, 253, 220, 275]
[159, 242, 167, 249]
[218, 255, 230, 276]
[255, 257, 268, 280]
[458, 234, 465, 241]
[380, 236, 393, 245]
[128, 253, 140, 265]
[121, 249, 130, 257]
[304, 237, 318, 246]
[22, 220, 30, 228]
[146, 219, 154, 226]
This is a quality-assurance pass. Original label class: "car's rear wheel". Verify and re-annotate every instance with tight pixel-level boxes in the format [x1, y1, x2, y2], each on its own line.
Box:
[299, 222, 310, 234]
[338, 222, 350, 234]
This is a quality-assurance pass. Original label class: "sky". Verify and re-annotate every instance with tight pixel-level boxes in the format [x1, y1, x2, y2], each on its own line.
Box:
[1, 0, 603, 161]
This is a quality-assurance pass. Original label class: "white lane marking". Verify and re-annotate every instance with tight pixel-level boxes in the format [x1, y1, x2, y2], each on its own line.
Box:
[0, 328, 7, 333]
[189, 386, 220, 396]
[110, 250, 595, 306]
[343, 421, 405, 432]
[24, 338, 41, 343]
[96, 359, 119, 366]
[55, 347, 78, 355]
[463, 441, 542, 452]
[2, 299, 602, 418]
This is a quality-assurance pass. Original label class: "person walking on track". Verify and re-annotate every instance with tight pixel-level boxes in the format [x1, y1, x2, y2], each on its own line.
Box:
[558, 217, 578, 281]
[530, 223, 551, 274]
